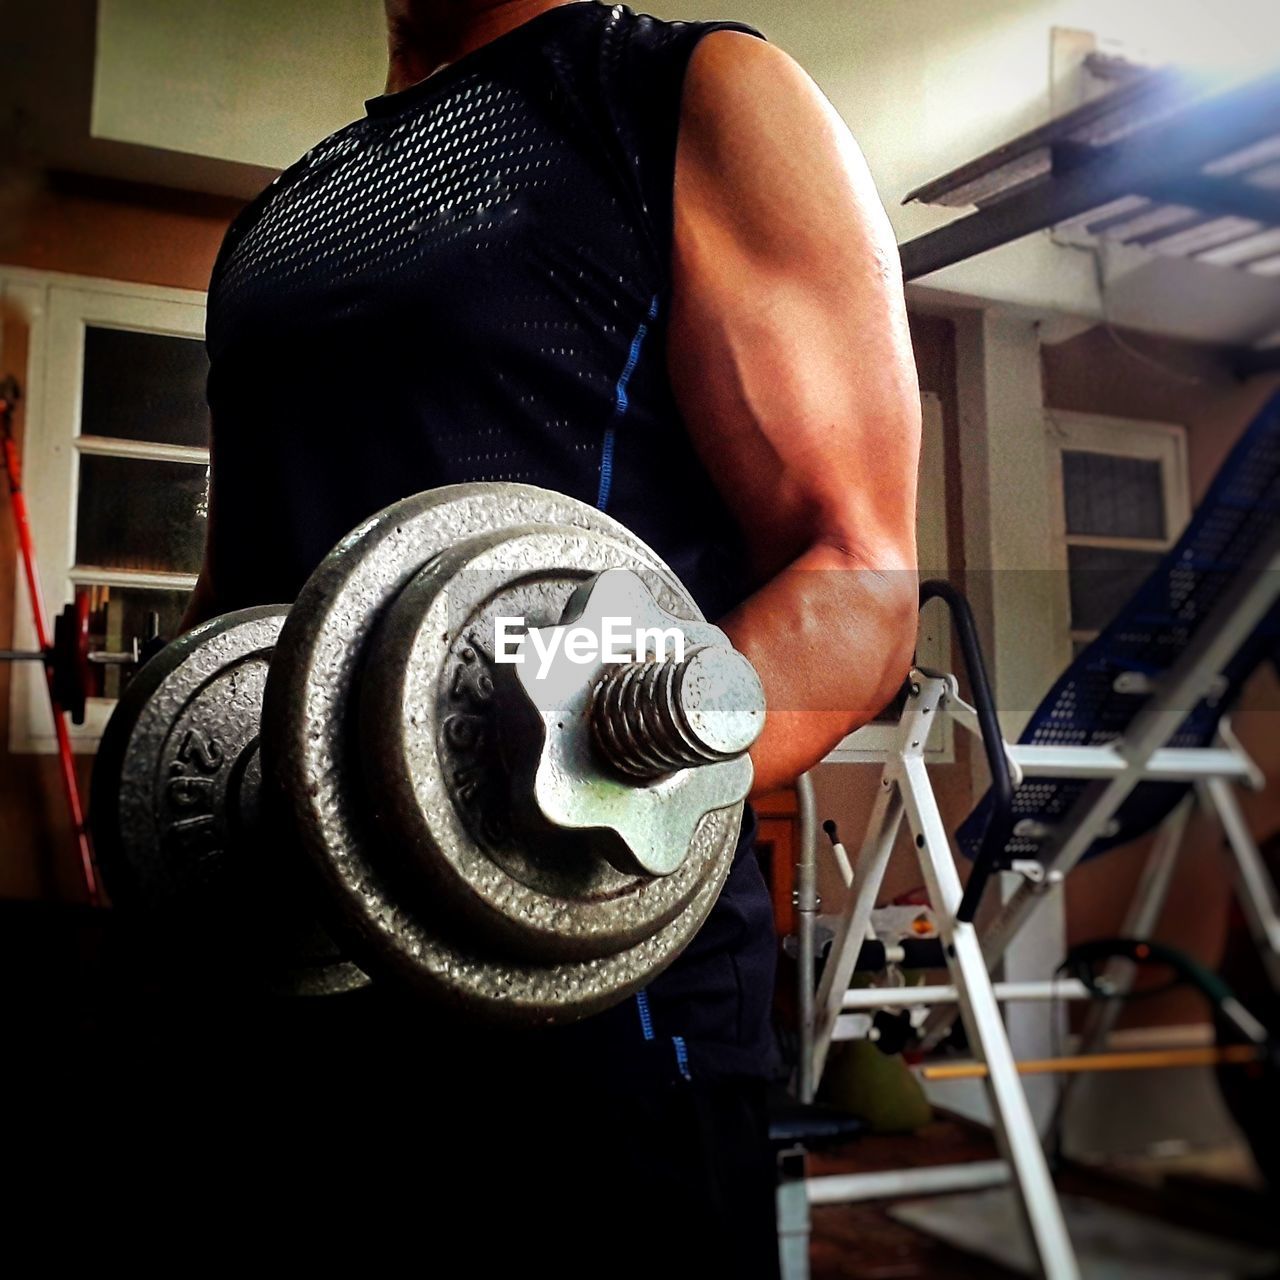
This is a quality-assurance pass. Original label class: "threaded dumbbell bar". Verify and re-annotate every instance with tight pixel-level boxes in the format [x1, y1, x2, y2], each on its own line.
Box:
[93, 483, 766, 1025]
[591, 646, 765, 780]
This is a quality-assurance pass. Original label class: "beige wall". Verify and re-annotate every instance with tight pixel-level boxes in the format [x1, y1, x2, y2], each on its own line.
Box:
[1042, 329, 1280, 1026]
[0, 175, 235, 291]
[93, 0, 386, 170]
[0, 178, 235, 899]
[89, 0, 1280, 319]
[0, 309, 90, 900]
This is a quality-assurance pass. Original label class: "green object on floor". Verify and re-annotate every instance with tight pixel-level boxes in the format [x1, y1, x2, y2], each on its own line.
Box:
[819, 1039, 932, 1134]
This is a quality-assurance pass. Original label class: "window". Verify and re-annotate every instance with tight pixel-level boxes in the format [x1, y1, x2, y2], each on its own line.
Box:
[4, 271, 943, 761]
[1047, 412, 1190, 659]
[3, 270, 208, 753]
[825, 391, 951, 763]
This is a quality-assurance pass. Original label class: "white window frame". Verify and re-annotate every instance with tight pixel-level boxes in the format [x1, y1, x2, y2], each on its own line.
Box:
[2, 266, 208, 754]
[825, 390, 951, 763]
[1045, 410, 1191, 671]
[4, 271, 947, 762]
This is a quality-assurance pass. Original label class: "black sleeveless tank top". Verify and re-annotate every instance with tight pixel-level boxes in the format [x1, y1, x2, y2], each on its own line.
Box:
[205, 2, 777, 1082]
[207, 0, 757, 621]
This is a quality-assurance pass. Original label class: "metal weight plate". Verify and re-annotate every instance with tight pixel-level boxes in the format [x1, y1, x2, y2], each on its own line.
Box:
[91, 607, 367, 997]
[357, 524, 738, 963]
[261, 483, 742, 1025]
[51, 592, 92, 724]
[515, 568, 761, 876]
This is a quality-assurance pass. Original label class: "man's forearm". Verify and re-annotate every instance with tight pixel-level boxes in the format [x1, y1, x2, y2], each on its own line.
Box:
[720, 542, 918, 795]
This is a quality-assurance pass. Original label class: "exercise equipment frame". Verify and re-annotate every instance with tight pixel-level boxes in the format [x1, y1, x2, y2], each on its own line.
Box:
[780, 535, 1280, 1280]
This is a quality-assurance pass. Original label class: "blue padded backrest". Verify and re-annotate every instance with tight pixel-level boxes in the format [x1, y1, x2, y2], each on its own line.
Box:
[957, 389, 1280, 864]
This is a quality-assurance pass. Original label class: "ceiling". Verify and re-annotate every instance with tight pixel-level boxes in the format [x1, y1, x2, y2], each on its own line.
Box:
[4, 1, 1278, 356]
[1, 0, 278, 200]
[902, 57, 1280, 351]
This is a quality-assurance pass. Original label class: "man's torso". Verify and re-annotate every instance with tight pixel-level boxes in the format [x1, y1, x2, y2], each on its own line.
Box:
[204, 1, 778, 1082]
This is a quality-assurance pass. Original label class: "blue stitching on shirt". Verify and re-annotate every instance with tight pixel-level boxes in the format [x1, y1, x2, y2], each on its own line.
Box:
[613, 293, 659, 416]
[672, 1035, 692, 1082]
[596, 427, 617, 511]
[596, 293, 660, 512]
[616, 294, 663, 1036]
[635, 988, 656, 1042]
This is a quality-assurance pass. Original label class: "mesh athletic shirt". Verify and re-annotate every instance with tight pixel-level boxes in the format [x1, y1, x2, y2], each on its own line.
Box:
[205, 1, 778, 1081]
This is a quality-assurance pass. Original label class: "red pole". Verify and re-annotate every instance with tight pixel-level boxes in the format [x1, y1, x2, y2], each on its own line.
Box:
[0, 381, 100, 904]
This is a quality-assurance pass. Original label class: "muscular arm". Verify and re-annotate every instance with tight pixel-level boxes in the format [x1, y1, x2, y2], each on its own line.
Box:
[669, 33, 921, 795]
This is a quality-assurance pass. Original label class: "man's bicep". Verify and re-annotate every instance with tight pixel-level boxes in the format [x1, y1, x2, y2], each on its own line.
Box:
[668, 32, 920, 576]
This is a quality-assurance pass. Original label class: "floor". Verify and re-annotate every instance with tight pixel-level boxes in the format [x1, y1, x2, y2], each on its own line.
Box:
[805, 1118, 1277, 1280]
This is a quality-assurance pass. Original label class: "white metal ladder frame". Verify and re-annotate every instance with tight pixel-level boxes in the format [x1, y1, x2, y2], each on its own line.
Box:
[780, 529, 1280, 1280]
[790, 681, 1081, 1280]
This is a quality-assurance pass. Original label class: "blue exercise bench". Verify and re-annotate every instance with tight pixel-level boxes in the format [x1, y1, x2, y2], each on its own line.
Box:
[957, 387, 1280, 875]
[952, 388, 1280, 989]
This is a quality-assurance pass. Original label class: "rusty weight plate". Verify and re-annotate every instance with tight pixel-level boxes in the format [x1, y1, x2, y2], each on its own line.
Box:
[261, 483, 742, 1026]
[91, 606, 367, 997]
[357, 524, 739, 962]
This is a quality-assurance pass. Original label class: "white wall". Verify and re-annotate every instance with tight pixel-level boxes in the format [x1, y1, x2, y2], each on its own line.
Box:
[91, 0, 1280, 313]
[657, 0, 1279, 314]
[92, 0, 387, 171]
[659, 0, 1276, 236]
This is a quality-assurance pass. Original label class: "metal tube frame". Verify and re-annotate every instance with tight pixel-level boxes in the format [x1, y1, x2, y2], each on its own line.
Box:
[808, 1160, 1011, 1205]
[792, 546, 1279, 1279]
[1198, 776, 1280, 989]
[807, 673, 1081, 1280]
[898, 70, 1280, 281]
[972, 522, 1280, 988]
[1071, 795, 1194, 1058]
[798, 694, 1272, 1270]
[795, 772, 820, 1104]
[840, 978, 1092, 1013]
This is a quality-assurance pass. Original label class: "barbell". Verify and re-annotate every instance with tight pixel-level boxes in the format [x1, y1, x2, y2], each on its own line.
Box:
[90, 482, 766, 1026]
[0, 591, 157, 724]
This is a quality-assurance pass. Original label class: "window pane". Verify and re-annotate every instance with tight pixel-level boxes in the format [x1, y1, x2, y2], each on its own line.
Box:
[81, 326, 210, 449]
[75, 455, 208, 575]
[1067, 544, 1164, 632]
[81, 584, 191, 700]
[1062, 450, 1166, 539]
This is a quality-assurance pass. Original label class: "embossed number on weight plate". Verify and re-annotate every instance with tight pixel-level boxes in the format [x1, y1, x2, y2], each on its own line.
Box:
[445, 639, 508, 845]
[162, 728, 225, 868]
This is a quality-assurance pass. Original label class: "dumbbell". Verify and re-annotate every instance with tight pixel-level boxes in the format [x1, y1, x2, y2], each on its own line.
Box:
[91, 483, 766, 1025]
